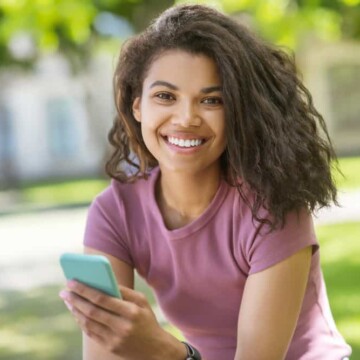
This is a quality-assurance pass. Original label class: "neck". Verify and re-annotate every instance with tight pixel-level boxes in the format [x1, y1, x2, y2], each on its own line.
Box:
[156, 166, 222, 229]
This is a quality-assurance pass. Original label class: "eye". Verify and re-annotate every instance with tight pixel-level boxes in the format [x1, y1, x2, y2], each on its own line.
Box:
[154, 92, 175, 101]
[202, 97, 223, 105]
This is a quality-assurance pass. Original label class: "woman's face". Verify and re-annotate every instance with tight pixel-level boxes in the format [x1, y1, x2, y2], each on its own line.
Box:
[132, 49, 226, 176]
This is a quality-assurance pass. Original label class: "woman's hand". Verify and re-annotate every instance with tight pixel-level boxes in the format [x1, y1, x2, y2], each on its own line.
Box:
[59, 281, 185, 360]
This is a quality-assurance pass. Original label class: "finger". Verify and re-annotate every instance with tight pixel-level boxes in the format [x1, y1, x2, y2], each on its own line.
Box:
[65, 282, 143, 320]
[71, 305, 111, 344]
[119, 286, 150, 308]
[66, 280, 119, 312]
[61, 289, 123, 329]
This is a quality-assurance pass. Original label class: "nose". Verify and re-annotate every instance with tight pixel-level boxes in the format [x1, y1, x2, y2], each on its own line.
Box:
[172, 100, 201, 127]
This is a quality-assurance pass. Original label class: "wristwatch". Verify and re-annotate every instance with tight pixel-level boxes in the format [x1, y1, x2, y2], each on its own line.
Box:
[181, 341, 202, 360]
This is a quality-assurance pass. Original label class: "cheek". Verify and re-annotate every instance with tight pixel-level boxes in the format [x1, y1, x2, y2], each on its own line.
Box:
[140, 121, 160, 152]
[215, 121, 227, 151]
[140, 126, 153, 145]
[211, 114, 226, 140]
[141, 102, 169, 129]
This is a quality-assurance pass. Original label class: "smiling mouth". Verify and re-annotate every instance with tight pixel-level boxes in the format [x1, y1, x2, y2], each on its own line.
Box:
[164, 136, 205, 148]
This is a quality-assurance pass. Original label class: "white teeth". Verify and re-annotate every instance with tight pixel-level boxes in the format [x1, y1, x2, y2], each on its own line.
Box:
[167, 136, 203, 148]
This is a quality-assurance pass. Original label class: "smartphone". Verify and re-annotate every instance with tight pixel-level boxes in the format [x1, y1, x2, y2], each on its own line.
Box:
[60, 253, 121, 298]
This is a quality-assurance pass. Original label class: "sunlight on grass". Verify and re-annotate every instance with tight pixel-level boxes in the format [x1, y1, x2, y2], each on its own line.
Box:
[0, 286, 82, 360]
[0, 329, 64, 358]
[337, 317, 360, 346]
[317, 221, 360, 358]
[334, 156, 360, 190]
[316, 222, 360, 263]
[17, 313, 76, 334]
[22, 179, 109, 206]
[330, 293, 360, 316]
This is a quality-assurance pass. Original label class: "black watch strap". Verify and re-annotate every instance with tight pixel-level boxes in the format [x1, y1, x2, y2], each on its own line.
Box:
[181, 341, 202, 360]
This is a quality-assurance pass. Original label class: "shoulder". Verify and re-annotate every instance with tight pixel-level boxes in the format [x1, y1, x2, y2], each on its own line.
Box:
[84, 169, 158, 243]
[228, 182, 318, 272]
[229, 180, 314, 230]
[93, 167, 159, 214]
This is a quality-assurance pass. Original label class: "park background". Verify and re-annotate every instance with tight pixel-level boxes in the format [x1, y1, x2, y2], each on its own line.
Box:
[0, 0, 359, 358]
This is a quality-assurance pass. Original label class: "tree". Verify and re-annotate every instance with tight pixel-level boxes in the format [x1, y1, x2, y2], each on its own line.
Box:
[0, 0, 174, 71]
[1, 0, 358, 68]
[175, 0, 360, 50]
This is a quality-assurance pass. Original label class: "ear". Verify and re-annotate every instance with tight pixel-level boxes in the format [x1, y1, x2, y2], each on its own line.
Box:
[132, 97, 141, 123]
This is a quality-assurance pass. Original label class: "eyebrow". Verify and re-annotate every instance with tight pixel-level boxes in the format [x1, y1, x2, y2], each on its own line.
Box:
[149, 80, 222, 94]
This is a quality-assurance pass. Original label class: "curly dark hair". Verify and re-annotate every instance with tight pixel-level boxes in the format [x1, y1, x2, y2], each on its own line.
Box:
[106, 4, 338, 228]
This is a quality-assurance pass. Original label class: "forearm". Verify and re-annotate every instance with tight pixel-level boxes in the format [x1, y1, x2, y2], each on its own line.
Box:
[235, 247, 312, 360]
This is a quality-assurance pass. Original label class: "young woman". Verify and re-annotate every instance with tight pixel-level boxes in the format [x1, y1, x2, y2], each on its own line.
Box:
[59, 4, 352, 360]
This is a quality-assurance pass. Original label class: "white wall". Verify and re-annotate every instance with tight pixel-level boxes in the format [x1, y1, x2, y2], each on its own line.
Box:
[0, 52, 114, 182]
[298, 39, 360, 155]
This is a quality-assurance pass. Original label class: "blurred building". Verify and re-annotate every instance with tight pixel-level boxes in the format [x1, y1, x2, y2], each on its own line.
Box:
[298, 39, 360, 156]
[0, 53, 115, 187]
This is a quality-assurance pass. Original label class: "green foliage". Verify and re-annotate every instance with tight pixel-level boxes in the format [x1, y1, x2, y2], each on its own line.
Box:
[1, 0, 359, 69]
[176, 0, 360, 49]
[0, 0, 98, 69]
[0, 0, 96, 46]
[0, 0, 173, 70]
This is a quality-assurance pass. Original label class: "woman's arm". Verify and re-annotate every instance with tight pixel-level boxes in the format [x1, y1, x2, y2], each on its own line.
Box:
[83, 246, 134, 360]
[235, 246, 312, 360]
[65, 246, 186, 360]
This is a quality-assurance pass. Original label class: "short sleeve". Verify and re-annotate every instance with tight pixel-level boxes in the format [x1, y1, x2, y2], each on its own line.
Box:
[246, 208, 319, 275]
[83, 186, 134, 267]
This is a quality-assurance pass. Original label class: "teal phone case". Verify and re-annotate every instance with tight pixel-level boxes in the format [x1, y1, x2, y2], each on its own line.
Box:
[60, 253, 121, 298]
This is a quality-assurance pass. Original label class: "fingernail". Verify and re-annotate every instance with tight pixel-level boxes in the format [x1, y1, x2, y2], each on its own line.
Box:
[59, 290, 69, 300]
[64, 300, 73, 311]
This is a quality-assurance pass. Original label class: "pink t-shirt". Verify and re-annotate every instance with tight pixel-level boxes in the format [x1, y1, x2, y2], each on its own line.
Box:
[84, 167, 351, 360]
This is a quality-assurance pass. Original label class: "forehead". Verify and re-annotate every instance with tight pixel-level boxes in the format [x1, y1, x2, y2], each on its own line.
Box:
[143, 49, 221, 90]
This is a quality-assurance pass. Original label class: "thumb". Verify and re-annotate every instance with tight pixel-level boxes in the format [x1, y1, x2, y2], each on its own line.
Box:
[119, 285, 150, 309]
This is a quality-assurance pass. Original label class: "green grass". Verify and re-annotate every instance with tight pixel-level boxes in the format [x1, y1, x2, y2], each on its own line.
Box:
[316, 222, 360, 358]
[20, 178, 109, 207]
[334, 156, 360, 190]
[0, 285, 81, 360]
[0, 276, 157, 360]
[0, 221, 358, 359]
